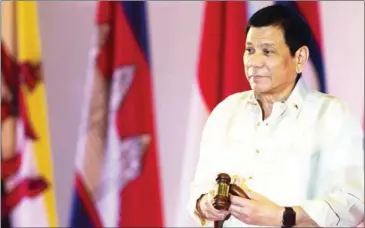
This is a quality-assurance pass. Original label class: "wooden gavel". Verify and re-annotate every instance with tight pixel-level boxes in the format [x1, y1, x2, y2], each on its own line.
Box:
[213, 173, 250, 228]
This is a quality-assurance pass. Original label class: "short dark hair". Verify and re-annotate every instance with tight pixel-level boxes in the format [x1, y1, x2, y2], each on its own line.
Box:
[246, 4, 312, 57]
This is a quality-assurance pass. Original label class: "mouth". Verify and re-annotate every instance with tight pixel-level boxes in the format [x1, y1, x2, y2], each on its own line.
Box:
[249, 75, 266, 79]
[249, 75, 269, 83]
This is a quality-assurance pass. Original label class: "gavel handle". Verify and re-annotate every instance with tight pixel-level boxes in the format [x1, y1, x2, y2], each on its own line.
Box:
[214, 214, 231, 228]
[214, 220, 224, 228]
[213, 212, 231, 228]
[213, 184, 250, 228]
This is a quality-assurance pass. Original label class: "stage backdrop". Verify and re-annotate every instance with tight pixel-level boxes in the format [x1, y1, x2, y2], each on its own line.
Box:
[35, 1, 363, 226]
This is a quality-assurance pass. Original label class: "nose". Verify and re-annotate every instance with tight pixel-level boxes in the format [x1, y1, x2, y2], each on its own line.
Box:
[244, 53, 265, 68]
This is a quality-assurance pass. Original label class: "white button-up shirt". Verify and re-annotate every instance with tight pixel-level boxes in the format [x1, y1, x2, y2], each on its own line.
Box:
[188, 78, 364, 227]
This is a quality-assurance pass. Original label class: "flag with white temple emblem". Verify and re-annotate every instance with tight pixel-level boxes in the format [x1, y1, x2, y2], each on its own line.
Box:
[69, 2, 164, 227]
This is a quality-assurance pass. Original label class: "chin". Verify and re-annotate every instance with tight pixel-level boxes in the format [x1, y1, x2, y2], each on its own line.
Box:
[250, 83, 272, 93]
[249, 77, 273, 93]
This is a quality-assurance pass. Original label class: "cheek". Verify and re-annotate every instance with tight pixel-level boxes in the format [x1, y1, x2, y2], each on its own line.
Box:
[284, 57, 295, 70]
[243, 57, 250, 76]
[243, 55, 248, 67]
[266, 59, 281, 75]
[268, 58, 289, 77]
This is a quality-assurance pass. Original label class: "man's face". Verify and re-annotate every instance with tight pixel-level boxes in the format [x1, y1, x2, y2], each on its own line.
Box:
[243, 25, 298, 94]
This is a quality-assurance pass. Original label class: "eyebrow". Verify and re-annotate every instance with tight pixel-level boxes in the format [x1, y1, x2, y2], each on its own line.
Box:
[246, 41, 277, 48]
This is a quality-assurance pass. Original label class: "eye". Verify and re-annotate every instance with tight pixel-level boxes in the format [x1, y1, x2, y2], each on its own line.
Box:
[263, 48, 274, 56]
[245, 47, 254, 55]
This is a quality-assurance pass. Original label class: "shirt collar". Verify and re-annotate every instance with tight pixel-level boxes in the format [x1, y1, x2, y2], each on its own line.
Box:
[248, 77, 310, 111]
[285, 76, 310, 111]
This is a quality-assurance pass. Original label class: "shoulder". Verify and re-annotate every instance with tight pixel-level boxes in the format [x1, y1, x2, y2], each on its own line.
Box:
[210, 90, 252, 115]
[203, 90, 252, 129]
[308, 91, 352, 116]
[307, 91, 359, 129]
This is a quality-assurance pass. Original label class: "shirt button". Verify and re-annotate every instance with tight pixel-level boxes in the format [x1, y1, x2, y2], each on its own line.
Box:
[248, 176, 253, 180]
[255, 149, 260, 153]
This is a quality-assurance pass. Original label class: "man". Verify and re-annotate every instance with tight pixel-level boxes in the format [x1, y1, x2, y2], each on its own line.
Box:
[188, 4, 364, 227]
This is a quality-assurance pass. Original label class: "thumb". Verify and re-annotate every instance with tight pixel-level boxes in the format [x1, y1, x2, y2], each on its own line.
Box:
[206, 189, 215, 203]
[245, 189, 268, 201]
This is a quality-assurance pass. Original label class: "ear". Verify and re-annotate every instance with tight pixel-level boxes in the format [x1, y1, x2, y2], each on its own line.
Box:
[295, 46, 309, 74]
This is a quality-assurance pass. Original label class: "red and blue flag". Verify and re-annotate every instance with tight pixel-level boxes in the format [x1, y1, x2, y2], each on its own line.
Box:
[69, 2, 164, 227]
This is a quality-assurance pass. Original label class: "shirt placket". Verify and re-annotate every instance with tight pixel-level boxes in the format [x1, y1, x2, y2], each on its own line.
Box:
[247, 103, 288, 188]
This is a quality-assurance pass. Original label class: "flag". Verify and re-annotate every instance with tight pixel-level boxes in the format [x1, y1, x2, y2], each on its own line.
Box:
[275, 1, 327, 93]
[1, 1, 58, 227]
[175, 2, 250, 226]
[69, 2, 164, 227]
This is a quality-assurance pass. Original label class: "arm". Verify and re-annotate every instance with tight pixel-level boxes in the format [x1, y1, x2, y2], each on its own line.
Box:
[187, 94, 241, 226]
[292, 206, 320, 227]
[225, 100, 363, 227]
[186, 108, 226, 226]
[297, 102, 364, 227]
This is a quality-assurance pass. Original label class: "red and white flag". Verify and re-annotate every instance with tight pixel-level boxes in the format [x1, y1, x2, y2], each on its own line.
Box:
[175, 2, 250, 226]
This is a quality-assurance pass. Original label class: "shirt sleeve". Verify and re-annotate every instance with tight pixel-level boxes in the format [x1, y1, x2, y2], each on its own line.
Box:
[186, 94, 242, 226]
[301, 101, 364, 227]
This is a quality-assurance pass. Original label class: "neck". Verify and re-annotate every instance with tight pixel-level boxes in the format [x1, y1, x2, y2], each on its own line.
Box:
[257, 84, 295, 104]
[255, 82, 296, 120]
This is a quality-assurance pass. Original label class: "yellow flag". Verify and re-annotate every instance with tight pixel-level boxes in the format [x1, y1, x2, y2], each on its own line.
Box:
[1, 1, 58, 226]
[16, 1, 58, 226]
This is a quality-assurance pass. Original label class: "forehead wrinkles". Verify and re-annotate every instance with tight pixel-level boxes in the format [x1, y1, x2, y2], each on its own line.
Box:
[246, 39, 279, 48]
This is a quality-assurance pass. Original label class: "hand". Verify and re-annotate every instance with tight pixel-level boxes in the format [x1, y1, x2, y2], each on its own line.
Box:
[228, 189, 284, 226]
[198, 190, 230, 222]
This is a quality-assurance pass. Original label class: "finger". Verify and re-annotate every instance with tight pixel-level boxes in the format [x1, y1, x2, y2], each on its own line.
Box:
[206, 190, 230, 213]
[205, 209, 229, 221]
[229, 204, 252, 218]
[220, 210, 230, 217]
[206, 192, 219, 212]
[230, 210, 250, 218]
[206, 190, 215, 203]
[230, 195, 251, 207]
[228, 204, 242, 214]
[204, 193, 229, 220]
[230, 211, 252, 225]
[205, 191, 220, 211]
[230, 211, 240, 218]
[205, 194, 230, 220]
[205, 200, 227, 216]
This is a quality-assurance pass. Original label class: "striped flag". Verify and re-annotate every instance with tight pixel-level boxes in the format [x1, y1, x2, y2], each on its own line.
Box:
[176, 2, 250, 226]
[69, 2, 164, 227]
[275, 1, 327, 93]
[1, 1, 58, 227]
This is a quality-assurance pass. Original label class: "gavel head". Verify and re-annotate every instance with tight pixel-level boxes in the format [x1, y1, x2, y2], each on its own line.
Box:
[213, 173, 231, 210]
